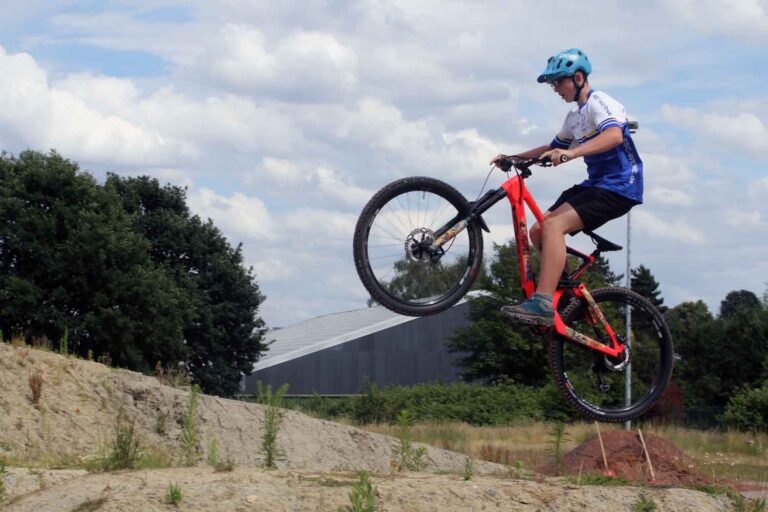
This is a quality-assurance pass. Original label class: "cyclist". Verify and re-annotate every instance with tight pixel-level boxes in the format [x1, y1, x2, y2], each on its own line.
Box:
[490, 48, 643, 326]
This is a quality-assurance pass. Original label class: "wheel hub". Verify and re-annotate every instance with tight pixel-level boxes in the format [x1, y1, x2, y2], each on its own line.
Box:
[602, 341, 631, 372]
[404, 228, 436, 262]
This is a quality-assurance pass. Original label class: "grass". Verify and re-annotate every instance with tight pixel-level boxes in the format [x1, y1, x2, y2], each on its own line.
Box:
[258, 382, 289, 470]
[359, 421, 768, 482]
[339, 471, 377, 512]
[632, 493, 657, 512]
[165, 482, 183, 506]
[391, 409, 427, 472]
[180, 384, 201, 466]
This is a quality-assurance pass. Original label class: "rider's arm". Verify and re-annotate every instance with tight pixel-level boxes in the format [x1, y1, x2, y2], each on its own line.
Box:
[542, 126, 623, 166]
[569, 127, 623, 158]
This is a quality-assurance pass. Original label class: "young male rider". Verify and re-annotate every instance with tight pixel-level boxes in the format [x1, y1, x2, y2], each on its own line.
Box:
[490, 48, 642, 326]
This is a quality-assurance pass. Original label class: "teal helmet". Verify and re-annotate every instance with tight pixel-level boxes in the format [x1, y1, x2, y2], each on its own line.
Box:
[537, 48, 592, 84]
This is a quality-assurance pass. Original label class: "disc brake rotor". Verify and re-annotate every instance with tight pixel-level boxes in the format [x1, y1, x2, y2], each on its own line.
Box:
[404, 228, 436, 262]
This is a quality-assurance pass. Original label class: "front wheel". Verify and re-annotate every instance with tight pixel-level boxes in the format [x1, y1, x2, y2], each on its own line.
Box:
[353, 177, 484, 316]
[548, 287, 674, 422]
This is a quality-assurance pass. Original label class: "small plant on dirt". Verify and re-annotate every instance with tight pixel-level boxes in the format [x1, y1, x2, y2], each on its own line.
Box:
[567, 473, 629, 486]
[0, 459, 7, 502]
[28, 368, 44, 404]
[727, 491, 768, 512]
[463, 456, 474, 481]
[258, 382, 289, 470]
[339, 471, 377, 512]
[632, 493, 658, 512]
[165, 482, 183, 506]
[180, 384, 201, 466]
[392, 409, 427, 472]
[214, 457, 237, 472]
[207, 436, 218, 467]
[547, 422, 569, 476]
[59, 327, 69, 356]
[155, 361, 190, 388]
[101, 408, 142, 471]
[155, 412, 168, 436]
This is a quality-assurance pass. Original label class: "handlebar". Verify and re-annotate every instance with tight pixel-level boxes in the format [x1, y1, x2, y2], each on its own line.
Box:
[496, 154, 568, 172]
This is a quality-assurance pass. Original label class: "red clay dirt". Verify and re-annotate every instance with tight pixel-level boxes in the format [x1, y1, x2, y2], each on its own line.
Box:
[540, 429, 713, 486]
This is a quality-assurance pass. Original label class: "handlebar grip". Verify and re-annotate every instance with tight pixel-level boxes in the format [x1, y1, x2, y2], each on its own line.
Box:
[559, 154, 569, 163]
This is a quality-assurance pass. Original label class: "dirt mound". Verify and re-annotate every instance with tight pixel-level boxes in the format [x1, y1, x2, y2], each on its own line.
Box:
[0, 344, 736, 511]
[0, 342, 501, 475]
[545, 429, 708, 486]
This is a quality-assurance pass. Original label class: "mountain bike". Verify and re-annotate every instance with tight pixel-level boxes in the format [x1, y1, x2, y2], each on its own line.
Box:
[352, 157, 673, 422]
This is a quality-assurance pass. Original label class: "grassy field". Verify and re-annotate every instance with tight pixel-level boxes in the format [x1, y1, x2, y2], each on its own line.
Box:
[359, 421, 768, 482]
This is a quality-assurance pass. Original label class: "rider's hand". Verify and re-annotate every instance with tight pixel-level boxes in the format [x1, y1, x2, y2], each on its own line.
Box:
[489, 154, 519, 169]
[540, 148, 575, 167]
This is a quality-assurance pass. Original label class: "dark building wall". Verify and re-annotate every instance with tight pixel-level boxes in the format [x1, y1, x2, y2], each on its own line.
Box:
[243, 302, 470, 395]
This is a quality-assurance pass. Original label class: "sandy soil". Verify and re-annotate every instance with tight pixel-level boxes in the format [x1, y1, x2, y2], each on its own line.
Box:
[0, 343, 738, 511]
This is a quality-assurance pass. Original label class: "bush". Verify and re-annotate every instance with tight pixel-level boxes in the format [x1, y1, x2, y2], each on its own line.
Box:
[280, 381, 576, 426]
[723, 383, 768, 431]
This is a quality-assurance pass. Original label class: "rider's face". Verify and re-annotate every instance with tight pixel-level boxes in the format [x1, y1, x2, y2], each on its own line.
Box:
[551, 78, 574, 102]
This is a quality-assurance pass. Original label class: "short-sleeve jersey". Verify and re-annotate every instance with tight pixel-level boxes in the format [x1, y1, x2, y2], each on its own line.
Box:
[550, 90, 643, 203]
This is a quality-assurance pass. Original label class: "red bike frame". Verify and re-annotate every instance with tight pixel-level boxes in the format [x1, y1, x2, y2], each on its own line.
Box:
[500, 173, 625, 358]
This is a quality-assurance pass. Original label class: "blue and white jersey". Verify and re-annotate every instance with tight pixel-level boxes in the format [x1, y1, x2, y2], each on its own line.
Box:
[550, 90, 643, 203]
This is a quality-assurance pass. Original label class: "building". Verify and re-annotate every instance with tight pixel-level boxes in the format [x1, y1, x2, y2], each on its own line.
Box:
[242, 301, 471, 395]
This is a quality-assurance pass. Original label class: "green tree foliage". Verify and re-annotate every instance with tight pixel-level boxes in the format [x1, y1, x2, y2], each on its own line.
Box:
[723, 382, 768, 431]
[0, 151, 266, 396]
[668, 298, 768, 410]
[107, 175, 267, 396]
[631, 264, 666, 312]
[445, 241, 549, 384]
[0, 151, 189, 368]
[720, 290, 761, 319]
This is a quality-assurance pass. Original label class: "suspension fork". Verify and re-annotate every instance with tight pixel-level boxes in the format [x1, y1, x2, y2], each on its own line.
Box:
[428, 188, 505, 250]
[554, 284, 625, 358]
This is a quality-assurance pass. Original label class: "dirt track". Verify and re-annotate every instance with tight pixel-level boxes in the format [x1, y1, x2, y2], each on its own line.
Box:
[0, 343, 738, 510]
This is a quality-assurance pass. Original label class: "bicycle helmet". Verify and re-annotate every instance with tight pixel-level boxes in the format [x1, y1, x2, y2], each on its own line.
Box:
[537, 48, 592, 84]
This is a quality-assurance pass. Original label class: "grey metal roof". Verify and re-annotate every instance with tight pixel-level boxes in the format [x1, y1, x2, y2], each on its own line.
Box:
[253, 305, 416, 371]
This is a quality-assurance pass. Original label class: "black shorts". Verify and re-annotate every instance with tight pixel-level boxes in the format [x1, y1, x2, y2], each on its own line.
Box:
[548, 185, 639, 233]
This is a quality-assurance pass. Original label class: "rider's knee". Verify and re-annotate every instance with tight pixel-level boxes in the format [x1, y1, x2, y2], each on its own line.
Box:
[541, 215, 573, 236]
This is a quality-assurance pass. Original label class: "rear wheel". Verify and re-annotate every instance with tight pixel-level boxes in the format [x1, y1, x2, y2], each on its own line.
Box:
[548, 287, 674, 422]
[353, 177, 483, 316]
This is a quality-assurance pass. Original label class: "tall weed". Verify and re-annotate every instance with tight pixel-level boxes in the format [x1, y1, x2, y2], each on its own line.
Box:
[258, 382, 289, 469]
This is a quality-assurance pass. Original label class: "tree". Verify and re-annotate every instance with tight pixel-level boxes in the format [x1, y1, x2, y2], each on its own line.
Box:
[630, 264, 666, 312]
[0, 151, 267, 396]
[446, 241, 549, 384]
[0, 151, 190, 369]
[106, 175, 267, 396]
[720, 290, 761, 319]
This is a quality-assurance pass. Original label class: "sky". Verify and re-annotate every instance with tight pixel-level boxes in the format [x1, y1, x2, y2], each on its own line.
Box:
[0, 0, 766, 327]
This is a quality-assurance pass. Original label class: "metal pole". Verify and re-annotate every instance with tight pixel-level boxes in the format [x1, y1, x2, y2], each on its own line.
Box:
[624, 211, 632, 430]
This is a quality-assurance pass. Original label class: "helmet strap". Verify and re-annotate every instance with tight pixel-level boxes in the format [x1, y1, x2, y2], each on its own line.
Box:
[571, 76, 585, 103]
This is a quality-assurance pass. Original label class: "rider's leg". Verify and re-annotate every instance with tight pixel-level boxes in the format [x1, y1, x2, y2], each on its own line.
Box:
[530, 213, 571, 277]
[536, 203, 584, 297]
[501, 203, 583, 325]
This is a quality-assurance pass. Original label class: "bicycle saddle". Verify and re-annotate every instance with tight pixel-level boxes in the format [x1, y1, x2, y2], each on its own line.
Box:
[585, 231, 623, 252]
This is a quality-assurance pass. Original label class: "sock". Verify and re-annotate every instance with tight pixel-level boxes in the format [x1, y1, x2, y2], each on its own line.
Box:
[533, 293, 553, 308]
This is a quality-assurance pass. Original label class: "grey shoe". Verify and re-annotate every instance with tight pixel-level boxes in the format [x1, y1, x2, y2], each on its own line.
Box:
[501, 295, 554, 327]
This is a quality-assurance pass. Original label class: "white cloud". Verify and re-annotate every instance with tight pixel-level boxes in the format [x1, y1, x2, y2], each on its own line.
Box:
[199, 24, 358, 100]
[724, 209, 768, 228]
[0, 46, 192, 167]
[633, 210, 708, 246]
[661, 0, 768, 43]
[645, 187, 692, 207]
[187, 187, 275, 241]
[661, 104, 768, 159]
